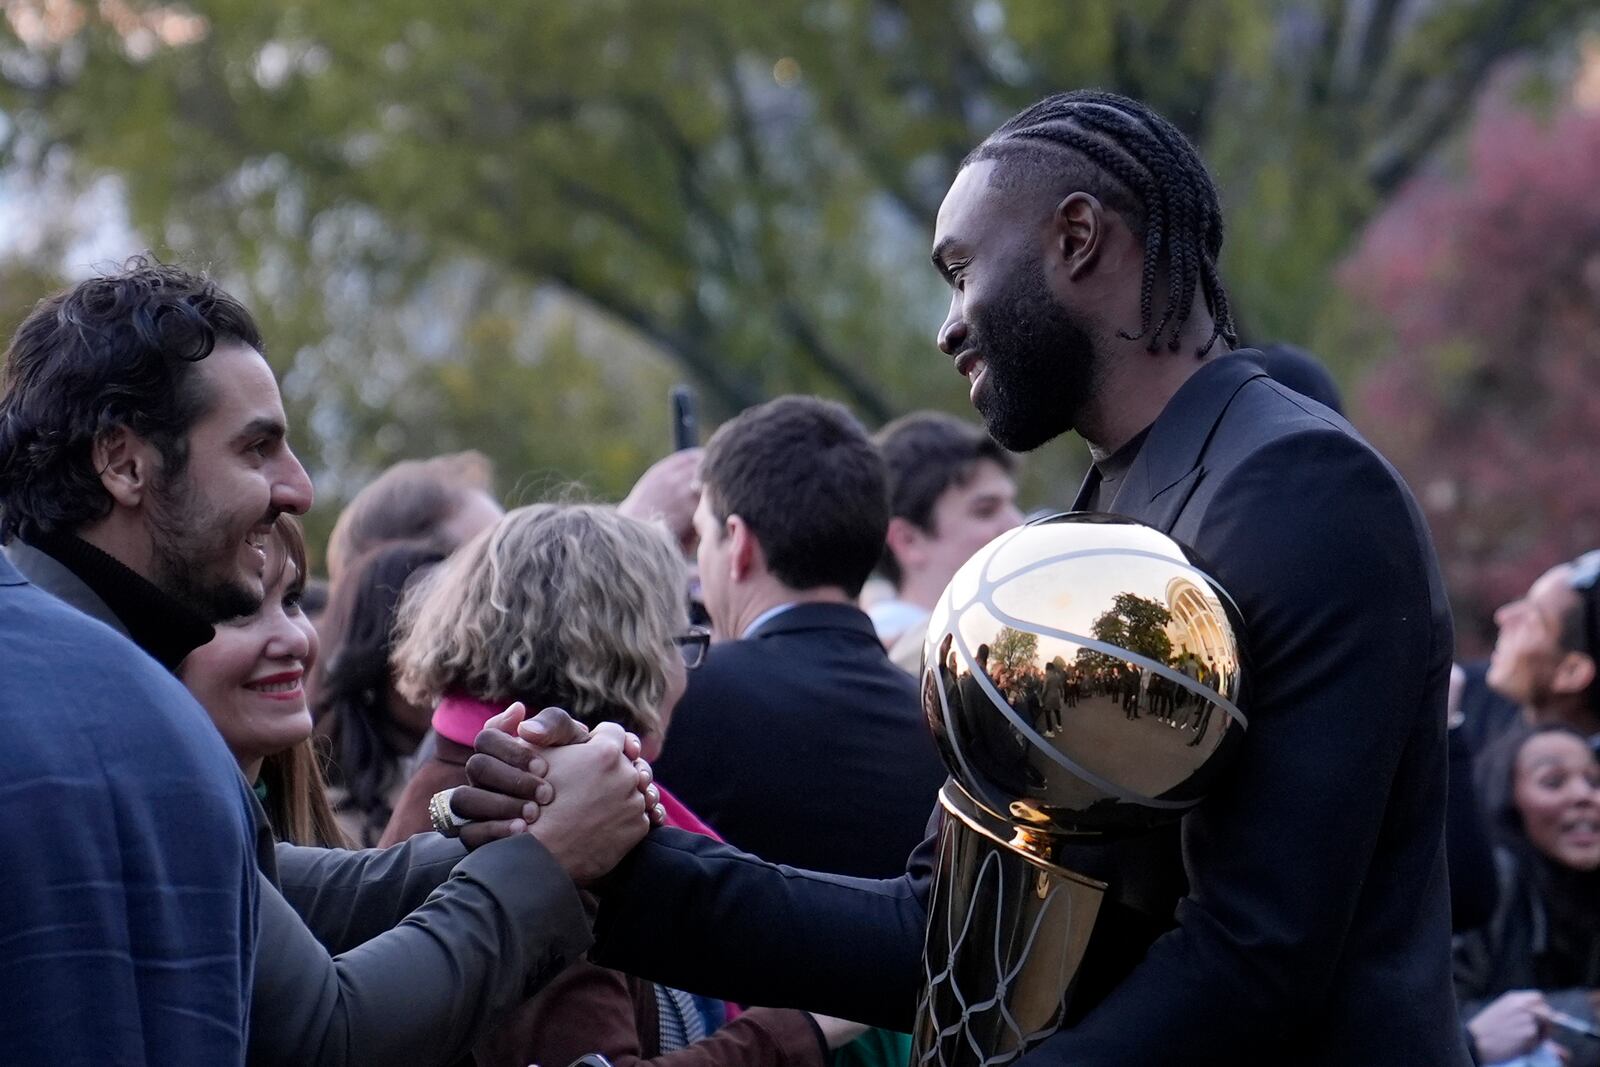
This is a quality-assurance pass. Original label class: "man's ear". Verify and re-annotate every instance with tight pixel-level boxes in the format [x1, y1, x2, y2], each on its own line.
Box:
[1054, 191, 1105, 281]
[1554, 651, 1597, 701]
[726, 514, 761, 583]
[885, 516, 926, 573]
[90, 426, 158, 509]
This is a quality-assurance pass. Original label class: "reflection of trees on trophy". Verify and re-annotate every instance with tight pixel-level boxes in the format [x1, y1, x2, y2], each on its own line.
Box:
[989, 626, 1038, 682]
[1076, 593, 1173, 719]
[1105, 593, 1175, 663]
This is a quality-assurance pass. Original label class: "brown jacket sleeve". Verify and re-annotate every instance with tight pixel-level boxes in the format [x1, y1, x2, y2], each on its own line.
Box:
[475, 955, 825, 1067]
[379, 750, 469, 849]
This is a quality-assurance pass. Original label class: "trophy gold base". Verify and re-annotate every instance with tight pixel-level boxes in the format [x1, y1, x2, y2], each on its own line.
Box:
[910, 782, 1107, 1067]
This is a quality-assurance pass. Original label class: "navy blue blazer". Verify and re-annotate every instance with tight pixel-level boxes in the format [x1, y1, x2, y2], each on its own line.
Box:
[653, 602, 946, 878]
[594, 354, 1468, 1066]
[0, 552, 260, 1064]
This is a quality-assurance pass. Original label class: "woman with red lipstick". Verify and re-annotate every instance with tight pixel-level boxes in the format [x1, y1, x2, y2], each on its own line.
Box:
[180, 514, 348, 847]
[1456, 725, 1600, 1066]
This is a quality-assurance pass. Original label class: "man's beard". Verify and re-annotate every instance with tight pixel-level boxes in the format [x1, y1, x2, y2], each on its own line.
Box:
[966, 261, 1100, 453]
[149, 469, 265, 623]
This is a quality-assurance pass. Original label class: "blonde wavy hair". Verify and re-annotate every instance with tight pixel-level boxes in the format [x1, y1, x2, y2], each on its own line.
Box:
[393, 503, 687, 736]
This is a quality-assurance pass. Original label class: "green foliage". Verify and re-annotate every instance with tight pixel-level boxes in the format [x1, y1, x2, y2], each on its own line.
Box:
[988, 625, 1039, 679]
[1077, 591, 1173, 675]
[1097, 592, 1174, 662]
[1340, 91, 1600, 650]
[1, 0, 1593, 552]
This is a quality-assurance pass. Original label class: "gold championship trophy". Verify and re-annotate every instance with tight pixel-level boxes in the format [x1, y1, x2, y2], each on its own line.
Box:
[911, 513, 1249, 1067]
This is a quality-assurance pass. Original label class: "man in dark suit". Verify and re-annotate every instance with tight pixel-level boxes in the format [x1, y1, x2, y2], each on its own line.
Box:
[0, 260, 651, 1065]
[481, 90, 1464, 1065]
[653, 395, 948, 878]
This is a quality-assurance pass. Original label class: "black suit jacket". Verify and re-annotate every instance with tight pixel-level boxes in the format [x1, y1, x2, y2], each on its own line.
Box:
[595, 354, 1468, 1066]
[654, 602, 947, 878]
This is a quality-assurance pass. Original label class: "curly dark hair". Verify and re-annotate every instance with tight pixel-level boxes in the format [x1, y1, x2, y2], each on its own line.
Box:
[0, 256, 263, 543]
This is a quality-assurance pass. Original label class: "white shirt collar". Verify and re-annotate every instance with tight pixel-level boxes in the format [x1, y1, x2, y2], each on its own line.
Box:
[742, 601, 800, 640]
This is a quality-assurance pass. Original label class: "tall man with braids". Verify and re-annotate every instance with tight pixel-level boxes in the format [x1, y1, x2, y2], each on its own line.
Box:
[465, 90, 1465, 1064]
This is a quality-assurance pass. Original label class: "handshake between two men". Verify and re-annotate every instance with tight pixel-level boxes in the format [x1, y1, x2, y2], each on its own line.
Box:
[438, 701, 665, 882]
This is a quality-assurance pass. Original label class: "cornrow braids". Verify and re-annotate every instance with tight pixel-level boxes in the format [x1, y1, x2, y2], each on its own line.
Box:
[967, 90, 1237, 357]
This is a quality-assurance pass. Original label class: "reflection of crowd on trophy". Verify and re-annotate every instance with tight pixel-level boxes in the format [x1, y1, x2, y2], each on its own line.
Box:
[952, 590, 1236, 754]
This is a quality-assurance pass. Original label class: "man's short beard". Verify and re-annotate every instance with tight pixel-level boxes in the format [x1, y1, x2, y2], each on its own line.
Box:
[149, 470, 263, 623]
[968, 260, 1101, 453]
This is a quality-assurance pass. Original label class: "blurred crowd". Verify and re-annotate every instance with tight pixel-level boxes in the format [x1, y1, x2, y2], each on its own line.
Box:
[1, 258, 1597, 1067]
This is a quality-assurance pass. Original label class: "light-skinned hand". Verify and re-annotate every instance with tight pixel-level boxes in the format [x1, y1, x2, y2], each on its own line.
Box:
[1467, 989, 1551, 1064]
[618, 448, 703, 556]
[457, 705, 664, 852]
[530, 729, 650, 883]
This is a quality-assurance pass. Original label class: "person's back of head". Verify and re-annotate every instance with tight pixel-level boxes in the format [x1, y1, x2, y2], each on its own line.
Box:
[324, 451, 499, 583]
[1247, 343, 1345, 415]
[693, 395, 888, 634]
[311, 537, 447, 841]
[393, 503, 687, 745]
[874, 410, 1022, 611]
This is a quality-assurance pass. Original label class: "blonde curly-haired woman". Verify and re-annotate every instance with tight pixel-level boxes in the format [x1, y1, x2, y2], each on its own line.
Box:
[384, 502, 833, 1067]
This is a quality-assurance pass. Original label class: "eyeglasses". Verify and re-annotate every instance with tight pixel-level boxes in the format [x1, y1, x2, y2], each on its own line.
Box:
[675, 626, 712, 670]
[1566, 550, 1600, 661]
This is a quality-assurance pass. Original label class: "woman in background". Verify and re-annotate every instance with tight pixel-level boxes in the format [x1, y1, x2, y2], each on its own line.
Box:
[312, 538, 447, 846]
[389, 502, 856, 1067]
[324, 450, 502, 584]
[1456, 725, 1600, 1066]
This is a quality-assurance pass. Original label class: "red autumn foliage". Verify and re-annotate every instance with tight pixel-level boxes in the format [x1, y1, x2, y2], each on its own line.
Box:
[1345, 95, 1600, 652]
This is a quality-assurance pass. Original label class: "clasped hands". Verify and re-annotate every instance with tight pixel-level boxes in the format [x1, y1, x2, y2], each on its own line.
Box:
[446, 702, 662, 883]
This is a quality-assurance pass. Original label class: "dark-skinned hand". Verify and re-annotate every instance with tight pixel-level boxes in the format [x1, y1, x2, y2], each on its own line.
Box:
[450, 702, 585, 849]
[453, 702, 662, 853]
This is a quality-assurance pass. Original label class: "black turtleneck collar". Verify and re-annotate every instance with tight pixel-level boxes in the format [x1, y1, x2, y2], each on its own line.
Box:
[30, 531, 215, 672]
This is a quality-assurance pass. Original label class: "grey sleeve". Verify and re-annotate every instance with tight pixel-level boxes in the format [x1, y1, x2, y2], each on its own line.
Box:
[249, 834, 591, 1067]
[274, 833, 468, 953]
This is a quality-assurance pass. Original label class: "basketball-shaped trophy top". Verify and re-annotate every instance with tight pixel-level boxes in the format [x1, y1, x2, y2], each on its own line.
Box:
[921, 512, 1248, 837]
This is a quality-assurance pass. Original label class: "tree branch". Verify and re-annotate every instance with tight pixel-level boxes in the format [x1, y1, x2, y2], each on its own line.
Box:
[516, 247, 762, 414]
[548, 173, 684, 265]
[1351, 0, 1406, 94]
[706, 33, 895, 421]
[1363, 0, 1522, 194]
[819, 93, 940, 228]
[776, 302, 894, 424]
